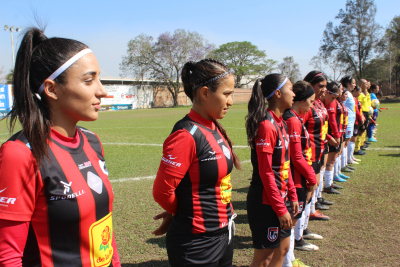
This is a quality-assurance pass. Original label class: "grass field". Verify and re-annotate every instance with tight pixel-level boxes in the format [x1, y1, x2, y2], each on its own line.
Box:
[1, 103, 399, 267]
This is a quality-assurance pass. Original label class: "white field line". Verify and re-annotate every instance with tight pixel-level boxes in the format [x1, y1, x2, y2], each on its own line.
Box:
[102, 142, 249, 148]
[110, 160, 252, 183]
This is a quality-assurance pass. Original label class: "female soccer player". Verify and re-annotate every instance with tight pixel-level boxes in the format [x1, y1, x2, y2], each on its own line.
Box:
[367, 84, 380, 142]
[153, 59, 241, 267]
[282, 81, 317, 267]
[324, 82, 346, 191]
[246, 73, 298, 267]
[0, 28, 120, 266]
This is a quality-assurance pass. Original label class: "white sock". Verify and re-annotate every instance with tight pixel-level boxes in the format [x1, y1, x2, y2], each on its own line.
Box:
[338, 156, 342, 173]
[341, 151, 346, 169]
[294, 215, 303, 241]
[318, 168, 324, 198]
[325, 170, 334, 188]
[282, 229, 295, 267]
[334, 158, 339, 177]
[304, 202, 311, 230]
[348, 142, 355, 163]
[344, 147, 348, 166]
[310, 191, 317, 214]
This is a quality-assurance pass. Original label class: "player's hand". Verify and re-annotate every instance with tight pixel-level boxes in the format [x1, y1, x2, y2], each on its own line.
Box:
[278, 212, 292, 230]
[362, 116, 365, 124]
[291, 201, 299, 218]
[306, 190, 313, 203]
[152, 211, 173, 236]
[328, 138, 337, 146]
[308, 184, 318, 194]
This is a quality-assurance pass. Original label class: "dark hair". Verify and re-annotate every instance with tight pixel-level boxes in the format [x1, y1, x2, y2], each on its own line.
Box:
[327, 82, 340, 94]
[245, 73, 286, 147]
[304, 71, 327, 85]
[378, 90, 383, 97]
[340, 76, 353, 88]
[6, 27, 88, 166]
[181, 58, 240, 169]
[370, 83, 378, 93]
[353, 85, 361, 92]
[293, 81, 313, 100]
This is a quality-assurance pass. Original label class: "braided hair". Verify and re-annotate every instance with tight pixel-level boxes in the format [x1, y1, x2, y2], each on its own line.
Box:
[181, 59, 241, 169]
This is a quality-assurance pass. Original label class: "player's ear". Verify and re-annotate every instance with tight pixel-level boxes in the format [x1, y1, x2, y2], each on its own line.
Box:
[199, 86, 209, 101]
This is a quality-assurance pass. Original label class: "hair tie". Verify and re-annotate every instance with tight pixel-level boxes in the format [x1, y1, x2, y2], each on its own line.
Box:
[266, 77, 288, 99]
[38, 49, 92, 95]
[313, 72, 323, 79]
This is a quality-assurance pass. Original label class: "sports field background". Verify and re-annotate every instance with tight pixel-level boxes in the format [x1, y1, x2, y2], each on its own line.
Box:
[0, 102, 399, 266]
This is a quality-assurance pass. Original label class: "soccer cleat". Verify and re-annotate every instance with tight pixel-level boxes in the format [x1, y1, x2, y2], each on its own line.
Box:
[295, 238, 319, 251]
[367, 137, 377, 142]
[333, 176, 346, 182]
[315, 202, 329, 210]
[324, 186, 341, 194]
[292, 258, 310, 267]
[341, 167, 354, 172]
[353, 157, 361, 162]
[331, 183, 343, 189]
[303, 228, 323, 240]
[310, 210, 330, 221]
[338, 173, 350, 179]
[346, 165, 356, 170]
[318, 197, 334, 205]
[360, 146, 368, 151]
[364, 141, 371, 145]
[348, 161, 359, 165]
[354, 150, 367, 155]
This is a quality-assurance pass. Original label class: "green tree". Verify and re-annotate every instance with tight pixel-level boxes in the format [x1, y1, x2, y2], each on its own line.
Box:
[309, 52, 347, 81]
[6, 69, 13, 84]
[211, 41, 276, 88]
[278, 56, 301, 83]
[319, 0, 382, 80]
[120, 29, 214, 106]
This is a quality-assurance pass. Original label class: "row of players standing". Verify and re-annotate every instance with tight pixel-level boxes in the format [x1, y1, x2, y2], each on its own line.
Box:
[152, 60, 378, 267]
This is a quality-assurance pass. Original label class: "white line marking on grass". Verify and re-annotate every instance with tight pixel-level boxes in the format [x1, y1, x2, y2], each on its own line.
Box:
[110, 160, 252, 182]
[367, 147, 400, 151]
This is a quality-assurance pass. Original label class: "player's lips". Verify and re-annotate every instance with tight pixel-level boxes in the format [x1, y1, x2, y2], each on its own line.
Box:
[93, 102, 101, 110]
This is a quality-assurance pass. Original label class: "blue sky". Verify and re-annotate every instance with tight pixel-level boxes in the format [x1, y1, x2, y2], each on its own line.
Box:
[1, 0, 399, 79]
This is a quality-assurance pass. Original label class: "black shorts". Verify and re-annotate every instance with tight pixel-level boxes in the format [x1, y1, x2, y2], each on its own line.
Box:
[166, 219, 233, 267]
[311, 161, 321, 175]
[359, 112, 370, 134]
[353, 124, 359, 137]
[320, 144, 328, 167]
[328, 139, 342, 153]
[293, 188, 307, 219]
[247, 202, 291, 249]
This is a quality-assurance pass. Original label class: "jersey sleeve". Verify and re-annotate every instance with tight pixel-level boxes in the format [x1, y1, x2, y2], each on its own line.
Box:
[153, 130, 196, 214]
[0, 219, 29, 267]
[286, 166, 298, 202]
[289, 142, 317, 186]
[255, 120, 276, 154]
[0, 141, 41, 222]
[257, 152, 288, 217]
[285, 117, 302, 143]
[326, 101, 340, 138]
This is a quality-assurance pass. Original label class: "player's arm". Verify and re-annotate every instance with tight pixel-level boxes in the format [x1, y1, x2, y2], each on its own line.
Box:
[0, 141, 40, 266]
[326, 102, 340, 139]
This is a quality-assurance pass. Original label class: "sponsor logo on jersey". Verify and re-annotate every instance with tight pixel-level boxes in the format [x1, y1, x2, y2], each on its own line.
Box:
[0, 188, 16, 206]
[275, 140, 284, 149]
[256, 139, 270, 147]
[217, 139, 224, 144]
[79, 128, 95, 135]
[100, 226, 112, 251]
[78, 161, 92, 170]
[88, 171, 103, 194]
[222, 145, 231, 160]
[290, 131, 300, 138]
[89, 213, 113, 267]
[220, 173, 232, 204]
[99, 160, 108, 175]
[268, 227, 279, 242]
[162, 155, 182, 167]
[201, 150, 222, 162]
[327, 107, 334, 111]
[49, 181, 85, 201]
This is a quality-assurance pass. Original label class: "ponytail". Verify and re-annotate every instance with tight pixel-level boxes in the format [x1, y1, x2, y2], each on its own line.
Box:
[214, 119, 241, 170]
[5, 27, 88, 166]
[245, 79, 265, 147]
[181, 58, 241, 169]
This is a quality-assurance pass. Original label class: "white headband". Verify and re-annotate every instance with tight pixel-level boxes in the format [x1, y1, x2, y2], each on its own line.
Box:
[38, 49, 92, 95]
[266, 77, 288, 99]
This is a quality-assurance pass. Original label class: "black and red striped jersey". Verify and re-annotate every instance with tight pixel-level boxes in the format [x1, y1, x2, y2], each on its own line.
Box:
[155, 109, 234, 234]
[340, 102, 348, 134]
[248, 109, 294, 215]
[314, 99, 329, 144]
[0, 127, 117, 267]
[302, 102, 325, 162]
[283, 109, 312, 189]
[326, 99, 343, 138]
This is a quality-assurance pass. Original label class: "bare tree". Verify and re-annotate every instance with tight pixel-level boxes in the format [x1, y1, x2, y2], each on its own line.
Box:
[309, 52, 347, 81]
[278, 56, 301, 83]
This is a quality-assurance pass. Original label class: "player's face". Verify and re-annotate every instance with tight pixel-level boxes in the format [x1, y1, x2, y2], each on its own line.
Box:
[300, 94, 315, 114]
[207, 75, 234, 119]
[312, 80, 327, 99]
[281, 80, 295, 109]
[341, 91, 348, 101]
[55, 53, 107, 123]
[325, 92, 337, 105]
[349, 79, 356, 90]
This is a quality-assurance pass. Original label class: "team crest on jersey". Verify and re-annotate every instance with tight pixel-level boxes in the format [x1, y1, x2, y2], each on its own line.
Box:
[222, 145, 231, 160]
[268, 227, 279, 242]
[299, 202, 304, 212]
[88, 172, 103, 194]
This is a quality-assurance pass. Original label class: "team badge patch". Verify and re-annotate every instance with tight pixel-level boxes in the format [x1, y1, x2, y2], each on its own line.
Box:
[222, 145, 231, 160]
[268, 227, 279, 242]
[88, 171, 103, 194]
[299, 201, 304, 213]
